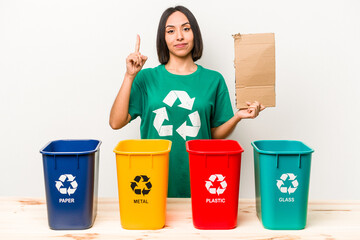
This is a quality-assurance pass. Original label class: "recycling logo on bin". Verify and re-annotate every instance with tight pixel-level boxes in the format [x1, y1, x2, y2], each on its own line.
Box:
[205, 174, 227, 195]
[55, 174, 78, 196]
[131, 175, 152, 196]
[276, 173, 298, 194]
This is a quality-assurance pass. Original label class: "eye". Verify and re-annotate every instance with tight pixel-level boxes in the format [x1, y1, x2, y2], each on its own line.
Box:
[183, 27, 191, 32]
[166, 29, 174, 34]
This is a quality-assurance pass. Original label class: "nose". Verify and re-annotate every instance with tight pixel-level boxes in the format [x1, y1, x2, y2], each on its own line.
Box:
[176, 29, 184, 41]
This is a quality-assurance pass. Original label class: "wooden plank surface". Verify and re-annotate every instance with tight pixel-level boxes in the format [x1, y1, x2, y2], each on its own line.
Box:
[0, 197, 359, 239]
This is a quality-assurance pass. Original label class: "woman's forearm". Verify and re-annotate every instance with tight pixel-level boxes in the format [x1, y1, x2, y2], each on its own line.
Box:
[109, 73, 136, 129]
[211, 115, 241, 139]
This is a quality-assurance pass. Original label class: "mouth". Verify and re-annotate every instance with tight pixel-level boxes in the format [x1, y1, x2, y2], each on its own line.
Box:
[174, 43, 188, 48]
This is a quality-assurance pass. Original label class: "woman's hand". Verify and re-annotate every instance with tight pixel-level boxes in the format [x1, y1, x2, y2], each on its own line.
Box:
[211, 101, 265, 139]
[126, 35, 148, 77]
[236, 101, 266, 120]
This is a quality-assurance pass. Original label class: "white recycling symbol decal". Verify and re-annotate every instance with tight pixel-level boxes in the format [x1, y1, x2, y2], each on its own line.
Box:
[276, 173, 298, 194]
[55, 174, 78, 196]
[205, 174, 227, 195]
[153, 90, 201, 140]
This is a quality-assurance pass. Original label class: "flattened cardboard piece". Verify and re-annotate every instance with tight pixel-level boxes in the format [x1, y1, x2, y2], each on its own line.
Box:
[233, 33, 276, 109]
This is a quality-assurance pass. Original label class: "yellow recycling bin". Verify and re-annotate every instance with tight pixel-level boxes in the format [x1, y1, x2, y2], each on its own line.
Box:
[113, 139, 172, 230]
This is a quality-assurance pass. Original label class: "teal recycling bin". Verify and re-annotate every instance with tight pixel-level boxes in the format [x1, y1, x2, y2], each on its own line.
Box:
[251, 140, 314, 230]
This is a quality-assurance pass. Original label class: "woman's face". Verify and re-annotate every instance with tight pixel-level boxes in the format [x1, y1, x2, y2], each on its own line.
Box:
[165, 11, 194, 60]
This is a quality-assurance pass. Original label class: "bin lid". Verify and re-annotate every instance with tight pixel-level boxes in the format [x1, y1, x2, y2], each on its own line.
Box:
[113, 139, 172, 155]
[186, 139, 244, 155]
[251, 140, 314, 155]
[40, 139, 102, 155]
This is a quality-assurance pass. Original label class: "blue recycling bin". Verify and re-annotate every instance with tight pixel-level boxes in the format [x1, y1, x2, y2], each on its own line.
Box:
[40, 139, 101, 230]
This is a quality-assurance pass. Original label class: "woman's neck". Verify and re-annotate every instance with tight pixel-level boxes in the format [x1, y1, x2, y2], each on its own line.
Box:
[165, 55, 197, 75]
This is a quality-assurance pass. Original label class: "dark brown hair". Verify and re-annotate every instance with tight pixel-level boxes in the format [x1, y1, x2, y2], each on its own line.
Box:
[156, 6, 203, 64]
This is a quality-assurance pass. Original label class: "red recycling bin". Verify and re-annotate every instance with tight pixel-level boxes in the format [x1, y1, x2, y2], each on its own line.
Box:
[186, 139, 244, 229]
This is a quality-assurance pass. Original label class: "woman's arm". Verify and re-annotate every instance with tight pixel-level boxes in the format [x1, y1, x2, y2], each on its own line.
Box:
[211, 101, 265, 139]
[109, 73, 136, 129]
[109, 35, 147, 129]
[211, 114, 241, 139]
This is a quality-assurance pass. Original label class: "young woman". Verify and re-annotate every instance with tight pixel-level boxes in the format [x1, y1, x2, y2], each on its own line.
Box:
[110, 6, 265, 197]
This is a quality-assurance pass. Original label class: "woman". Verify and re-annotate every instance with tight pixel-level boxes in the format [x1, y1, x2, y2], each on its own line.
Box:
[110, 6, 265, 197]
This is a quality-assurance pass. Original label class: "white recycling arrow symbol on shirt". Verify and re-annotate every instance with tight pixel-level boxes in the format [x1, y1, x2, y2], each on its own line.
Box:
[153, 90, 201, 140]
[176, 111, 201, 140]
[153, 107, 173, 136]
[163, 90, 195, 110]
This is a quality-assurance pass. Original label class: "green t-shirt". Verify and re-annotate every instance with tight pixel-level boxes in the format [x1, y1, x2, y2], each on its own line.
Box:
[128, 64, 234, 197]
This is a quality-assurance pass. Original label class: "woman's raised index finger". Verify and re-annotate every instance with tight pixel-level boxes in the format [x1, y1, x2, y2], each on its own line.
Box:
[135, 34, 140, 53]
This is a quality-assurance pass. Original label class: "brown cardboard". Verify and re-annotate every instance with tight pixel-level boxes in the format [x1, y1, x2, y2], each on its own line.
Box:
[233, 33, 276, 109]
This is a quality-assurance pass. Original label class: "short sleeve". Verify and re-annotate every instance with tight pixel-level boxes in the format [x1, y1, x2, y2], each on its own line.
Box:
[211, 76, 234, 128]
[128, 73, 144, 122]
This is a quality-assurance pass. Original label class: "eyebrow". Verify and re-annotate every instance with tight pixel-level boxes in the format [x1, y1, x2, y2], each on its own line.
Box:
[165, 22, 190, 28]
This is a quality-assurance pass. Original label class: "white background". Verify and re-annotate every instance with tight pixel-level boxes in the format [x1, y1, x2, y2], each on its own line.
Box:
[1, 0, 359, 200]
